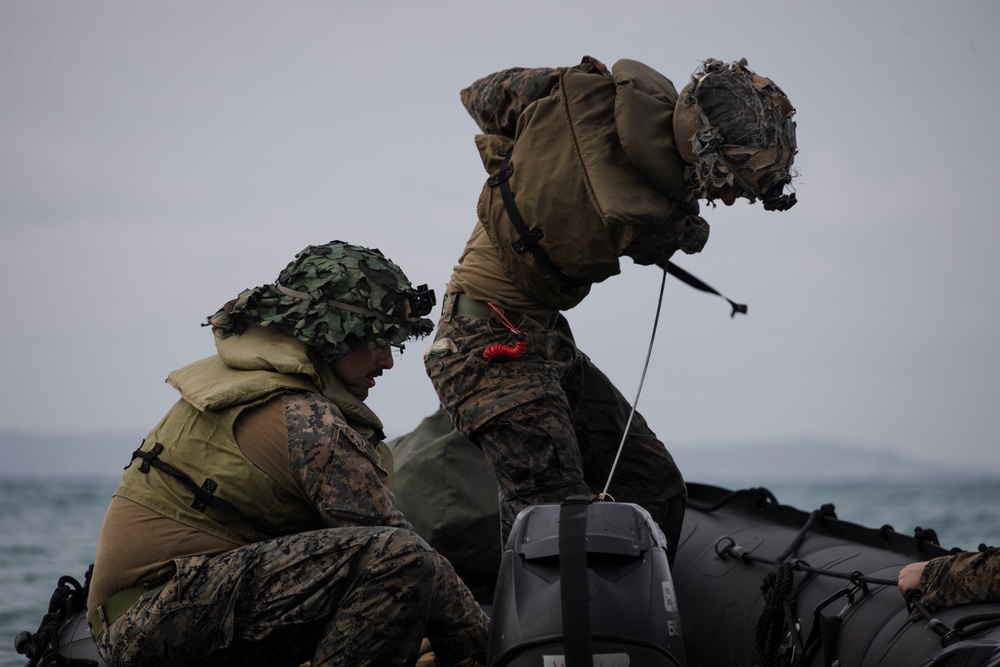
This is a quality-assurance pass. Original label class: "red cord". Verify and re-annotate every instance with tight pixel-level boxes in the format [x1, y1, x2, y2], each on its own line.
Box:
[484, 333, 528, 359]
[482, 303, 528, 360]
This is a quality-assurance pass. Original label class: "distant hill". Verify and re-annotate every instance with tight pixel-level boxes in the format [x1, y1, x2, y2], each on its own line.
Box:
[670, 438, 991, 486]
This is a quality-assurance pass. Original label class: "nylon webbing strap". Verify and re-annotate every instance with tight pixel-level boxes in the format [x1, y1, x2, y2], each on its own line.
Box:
[128, 445, 277, 538]
[489, 151, 588, 295]
[665, 261, 747, 317]
[489, 150, 747, 313]
[559, 497, 593, 667]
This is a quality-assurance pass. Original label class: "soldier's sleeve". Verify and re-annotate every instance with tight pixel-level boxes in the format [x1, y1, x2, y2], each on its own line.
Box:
[284, 393, 414, 531]
[460, 55, 609, 137]
[918, 547, 1000, 611]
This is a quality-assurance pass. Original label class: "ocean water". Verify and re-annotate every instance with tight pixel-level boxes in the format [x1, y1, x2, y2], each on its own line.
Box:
[1, 475, 998, 667]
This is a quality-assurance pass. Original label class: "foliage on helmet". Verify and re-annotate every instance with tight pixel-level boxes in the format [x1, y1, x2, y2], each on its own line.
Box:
[206, 241, 434, 362]
[673, 58, 798, 211]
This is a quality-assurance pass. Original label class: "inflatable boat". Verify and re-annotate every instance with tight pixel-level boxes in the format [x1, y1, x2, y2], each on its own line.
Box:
[13, 482, 1000, 666]
[673, 482, 1000, 667]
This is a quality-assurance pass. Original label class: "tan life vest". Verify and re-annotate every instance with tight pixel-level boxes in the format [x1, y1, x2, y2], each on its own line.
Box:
[115, 389, 322, 545]
[475, 59, 696, 311]
[114, 326, 393, 545]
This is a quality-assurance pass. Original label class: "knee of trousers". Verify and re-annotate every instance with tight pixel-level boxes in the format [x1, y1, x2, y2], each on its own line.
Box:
[361, 527, 440, 585]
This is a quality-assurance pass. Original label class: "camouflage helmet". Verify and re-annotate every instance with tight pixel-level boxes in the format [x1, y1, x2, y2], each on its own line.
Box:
[207, 241, 435, 362]
[673, 58, 798, 211]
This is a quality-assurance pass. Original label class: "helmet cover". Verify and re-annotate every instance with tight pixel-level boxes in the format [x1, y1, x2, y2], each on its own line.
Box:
[673, 58, 798, 211]
[206, 241, 435, 362]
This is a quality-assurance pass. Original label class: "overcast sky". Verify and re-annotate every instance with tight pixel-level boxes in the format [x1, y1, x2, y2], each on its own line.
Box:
[2, 1, 998, 476]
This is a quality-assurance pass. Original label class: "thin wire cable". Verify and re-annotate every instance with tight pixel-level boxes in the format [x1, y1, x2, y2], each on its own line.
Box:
[601, 266, 668, 499]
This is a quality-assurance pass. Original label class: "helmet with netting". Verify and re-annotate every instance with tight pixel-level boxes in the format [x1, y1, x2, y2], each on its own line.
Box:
[206, 241, 435, 362]
[673, 58, 798, 211]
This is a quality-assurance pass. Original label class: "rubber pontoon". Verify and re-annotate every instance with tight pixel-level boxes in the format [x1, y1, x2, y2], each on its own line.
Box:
[13, 482, 1000, 666]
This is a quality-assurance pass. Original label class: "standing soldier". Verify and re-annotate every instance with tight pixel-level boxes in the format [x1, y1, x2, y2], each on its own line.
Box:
[88, 241, 488, 666]
[424, 56, 798, 563]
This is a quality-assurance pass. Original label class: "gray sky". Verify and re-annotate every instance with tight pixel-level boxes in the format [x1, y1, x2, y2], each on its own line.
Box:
[2, 1, 999, 475]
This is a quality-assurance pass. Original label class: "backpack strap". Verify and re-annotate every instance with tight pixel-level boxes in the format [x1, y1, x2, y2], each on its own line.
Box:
[489, 150, 589, 295]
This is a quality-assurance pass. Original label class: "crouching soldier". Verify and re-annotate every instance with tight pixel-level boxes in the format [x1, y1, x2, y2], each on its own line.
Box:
[88, 241, 488, 666]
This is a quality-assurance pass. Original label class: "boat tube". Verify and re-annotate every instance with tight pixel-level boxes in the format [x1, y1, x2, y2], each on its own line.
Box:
[674, 482, 1000, 667]
[13, 482, 1000, 666]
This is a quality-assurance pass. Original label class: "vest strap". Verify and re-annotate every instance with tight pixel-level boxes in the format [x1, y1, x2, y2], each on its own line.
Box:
[131, 442, 164, 473]
[665, 262, 748, 317]
[192, 478, 219, 512]
[490, 150, 588, 295]
[127, 445, 278, 537]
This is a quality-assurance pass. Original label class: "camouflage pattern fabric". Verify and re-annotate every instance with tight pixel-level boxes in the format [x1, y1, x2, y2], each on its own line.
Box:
[207, 241, 434, 363]
[423, 298, 687, 563]
[918, 546, 1000, 612]
[459, 56, 609, 137]
[96, 527, 452, 667]
[94, 383, 488, 665]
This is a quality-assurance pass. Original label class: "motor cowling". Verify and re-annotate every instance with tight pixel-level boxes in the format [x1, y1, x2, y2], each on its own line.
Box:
[487, 499, 686, 667]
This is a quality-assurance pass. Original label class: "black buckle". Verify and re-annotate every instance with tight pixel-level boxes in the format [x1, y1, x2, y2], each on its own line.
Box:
[488, 162, 514, 188]
[191, 478, 218, 512]
[130, 442, 165, 473]
[511, 228, 543, 253]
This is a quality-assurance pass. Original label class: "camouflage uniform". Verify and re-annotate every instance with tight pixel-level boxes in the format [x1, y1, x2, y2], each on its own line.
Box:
[96, 390, 488, 667]
[425, 301, 686, 562]
[91, 242, 486, 666]
[459, 56, 610, 138]
[918, 547, 1000, 612]
[425, 58, 796, 566]
[424, 60, 696, 562]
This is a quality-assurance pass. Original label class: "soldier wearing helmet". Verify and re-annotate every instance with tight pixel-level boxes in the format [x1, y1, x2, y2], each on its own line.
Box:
[88, 241, 488, 666]
[424, 56, 798, 564]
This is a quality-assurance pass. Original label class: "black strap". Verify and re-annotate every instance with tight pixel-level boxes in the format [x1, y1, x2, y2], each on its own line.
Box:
[559, 496, 593, 667]
[128, 444, 277, 538]
[490, 149, 748, 314]
[665, 262, 747, 318]
[489, 151, 588, 295]
[129, 441, 164, 473]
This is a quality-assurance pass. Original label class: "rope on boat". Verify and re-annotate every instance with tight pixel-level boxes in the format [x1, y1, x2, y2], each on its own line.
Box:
[745, 503, 836, 667]
[14, 565, 99, 667]
[707, 488, 1000, 664]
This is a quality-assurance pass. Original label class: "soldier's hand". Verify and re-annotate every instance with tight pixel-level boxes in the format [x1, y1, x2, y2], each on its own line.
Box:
[898, 560, 928, 597]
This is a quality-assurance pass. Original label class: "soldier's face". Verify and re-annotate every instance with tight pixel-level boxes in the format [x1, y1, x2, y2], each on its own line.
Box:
[331, 346, 394, 394]
[710, 183, 742, 206]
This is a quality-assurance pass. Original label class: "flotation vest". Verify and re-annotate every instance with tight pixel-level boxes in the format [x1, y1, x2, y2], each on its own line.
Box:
[475, 59, 699, 311]
[114, 326, 392, 545]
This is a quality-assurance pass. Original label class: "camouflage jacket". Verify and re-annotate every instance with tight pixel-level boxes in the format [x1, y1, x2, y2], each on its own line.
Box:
[919, 546, 1000, 611]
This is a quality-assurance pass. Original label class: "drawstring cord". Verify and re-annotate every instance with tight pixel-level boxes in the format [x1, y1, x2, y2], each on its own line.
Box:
[600, 266, 668, 500]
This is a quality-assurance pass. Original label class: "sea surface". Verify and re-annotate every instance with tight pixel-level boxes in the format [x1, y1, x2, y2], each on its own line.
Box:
[1, 475, 998, 667]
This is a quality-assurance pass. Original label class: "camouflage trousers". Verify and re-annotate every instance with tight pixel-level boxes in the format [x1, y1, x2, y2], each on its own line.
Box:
[96, 527, 459, 667]
[424, 295, 687, 563]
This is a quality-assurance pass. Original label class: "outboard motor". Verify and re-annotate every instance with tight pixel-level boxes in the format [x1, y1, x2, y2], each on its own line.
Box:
[487, 497, 686, 666]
